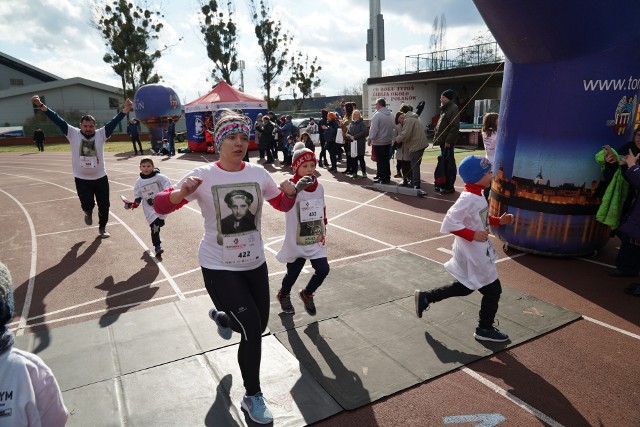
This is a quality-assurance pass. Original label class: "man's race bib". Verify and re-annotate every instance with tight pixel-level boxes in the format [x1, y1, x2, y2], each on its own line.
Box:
[79, 156, 97, 168]
[222, 231, 261, 265]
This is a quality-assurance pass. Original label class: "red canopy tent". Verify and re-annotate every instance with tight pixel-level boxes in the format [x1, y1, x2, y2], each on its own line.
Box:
[184, 82, 267, 152]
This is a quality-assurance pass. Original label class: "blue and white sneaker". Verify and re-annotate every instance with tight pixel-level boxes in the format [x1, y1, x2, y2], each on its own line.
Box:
[241, 392, 273, 424]
[208, 308, 232, 340]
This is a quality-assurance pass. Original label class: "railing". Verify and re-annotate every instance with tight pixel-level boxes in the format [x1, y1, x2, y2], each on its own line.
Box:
[405, 42, 504, 74]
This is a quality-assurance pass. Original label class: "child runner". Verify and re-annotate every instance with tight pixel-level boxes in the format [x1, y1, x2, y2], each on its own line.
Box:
[276, 142, 329, 315]
[283, 134, 295, 167]
[129, 157, 172, 258]
[153, 110, 313, 424]
[414, 155, 515, 342]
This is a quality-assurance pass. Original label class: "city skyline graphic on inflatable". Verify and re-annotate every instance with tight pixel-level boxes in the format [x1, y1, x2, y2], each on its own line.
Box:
[473, 0, 640, 255]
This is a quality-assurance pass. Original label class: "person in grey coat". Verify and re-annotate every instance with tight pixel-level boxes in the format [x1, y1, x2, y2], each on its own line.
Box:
[396, 103, 429, 190]
[346, 109, 368, 178]
[367, 98, 395, 184]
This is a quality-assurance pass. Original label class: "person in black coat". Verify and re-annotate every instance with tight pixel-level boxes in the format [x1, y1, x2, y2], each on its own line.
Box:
[33, 127, 45, 152]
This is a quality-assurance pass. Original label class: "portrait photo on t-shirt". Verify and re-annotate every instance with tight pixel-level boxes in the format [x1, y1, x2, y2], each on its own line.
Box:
[213, 184, 261, 237]
[80, 138, 96, 157]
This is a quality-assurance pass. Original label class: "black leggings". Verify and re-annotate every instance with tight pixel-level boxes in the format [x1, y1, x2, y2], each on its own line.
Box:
[426, 279, 502, 329]
[201, 263, 270, 395]
[74, 175, 110, 228]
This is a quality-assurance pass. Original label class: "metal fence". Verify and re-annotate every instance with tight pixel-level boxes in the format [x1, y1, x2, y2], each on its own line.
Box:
[405, 42, 504, 74]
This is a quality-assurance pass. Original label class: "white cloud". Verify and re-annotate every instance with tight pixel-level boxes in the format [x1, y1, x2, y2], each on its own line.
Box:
[1, 0, 487, 103]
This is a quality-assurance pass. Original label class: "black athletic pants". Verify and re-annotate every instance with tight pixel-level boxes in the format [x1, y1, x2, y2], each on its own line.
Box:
[426, 279, 502, 329]
[75, 175, 110, 228]
[201, 263, 270, 395]
[280, 257, 330, 296]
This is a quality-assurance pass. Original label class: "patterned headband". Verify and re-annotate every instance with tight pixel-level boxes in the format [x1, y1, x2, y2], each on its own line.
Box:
[213, 115, 251, 152]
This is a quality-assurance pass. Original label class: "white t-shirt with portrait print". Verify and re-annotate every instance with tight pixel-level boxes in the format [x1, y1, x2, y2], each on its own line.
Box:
[178, 162, 282, 271]
[66, 126, 108, 180]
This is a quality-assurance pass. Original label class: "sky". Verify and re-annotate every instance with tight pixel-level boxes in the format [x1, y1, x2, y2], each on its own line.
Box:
[0, 0, 488, 104]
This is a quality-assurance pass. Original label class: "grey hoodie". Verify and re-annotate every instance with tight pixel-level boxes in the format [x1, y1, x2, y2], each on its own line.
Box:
[368, 106, 394, 146]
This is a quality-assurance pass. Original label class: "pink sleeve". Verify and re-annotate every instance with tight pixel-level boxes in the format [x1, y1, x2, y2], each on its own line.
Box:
[267, 191, 296, 212]
[154, 187, 188, 215]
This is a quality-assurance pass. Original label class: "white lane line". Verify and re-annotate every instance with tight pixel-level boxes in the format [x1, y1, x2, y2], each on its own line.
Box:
[0, 189, 37, 336]
[12, 294, 180, 330]
[329, 192, 387, 222]
[576, 257, 616, 269]
[36, 222, 119, 237]
[461, 367, 565, 427]
[398, 233, 451, 247]
[109, 210, 185, 300]
[22, 196, 77, 205]
[0, 171, 186, 304]
[437, 247, 454, 255]
[583, 316, 640, 340]
[329, 222, 396, 248]
[326, 193, 447, 224]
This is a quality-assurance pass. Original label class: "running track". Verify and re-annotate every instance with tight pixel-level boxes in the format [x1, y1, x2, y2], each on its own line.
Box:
[0, 150, 638, 426]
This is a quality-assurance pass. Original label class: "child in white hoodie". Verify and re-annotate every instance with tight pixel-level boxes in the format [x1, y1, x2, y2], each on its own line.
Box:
[276, 142, 330, 315]
[0, 261, 69, 427]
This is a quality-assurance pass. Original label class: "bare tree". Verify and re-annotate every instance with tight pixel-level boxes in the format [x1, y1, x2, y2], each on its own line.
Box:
[92, 0, 172, 99]
[429, 13, 447, 70]
[287, 52, 321, 111]
[429, 13, 447, 52]
[458, 30, 501, 67]
[341, 78, 366, 96]
[247, 0, 292, 109]
[199, 0, 238, 85]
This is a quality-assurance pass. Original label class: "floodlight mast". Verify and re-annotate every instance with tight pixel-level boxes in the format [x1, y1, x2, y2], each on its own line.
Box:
[366, 0, 384, 78]
[238, 60, 245, 92]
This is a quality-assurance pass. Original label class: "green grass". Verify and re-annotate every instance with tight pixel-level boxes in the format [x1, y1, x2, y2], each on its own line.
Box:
[0, 140, 485, 165]
[0, 140, 186, 154]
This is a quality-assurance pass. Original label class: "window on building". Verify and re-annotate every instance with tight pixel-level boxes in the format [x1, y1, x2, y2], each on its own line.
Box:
[9, 78, 24, 86]
[33, 95, 46, 115]
[109, 97, 120, 108]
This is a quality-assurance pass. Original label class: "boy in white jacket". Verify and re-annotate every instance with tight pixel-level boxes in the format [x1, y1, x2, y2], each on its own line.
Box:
[128, 157, 172, 257]
[0, 261, 68, 427]
[414, 155, 514, 342]
[276, 142, 329, 315]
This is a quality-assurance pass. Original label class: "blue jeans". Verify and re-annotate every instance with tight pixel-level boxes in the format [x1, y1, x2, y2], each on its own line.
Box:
[168, 136, 175, 156]
[616, 232, 640, 274]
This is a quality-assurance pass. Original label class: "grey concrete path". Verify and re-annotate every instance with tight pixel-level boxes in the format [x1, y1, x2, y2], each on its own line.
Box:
[14, 253, 579, 426]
